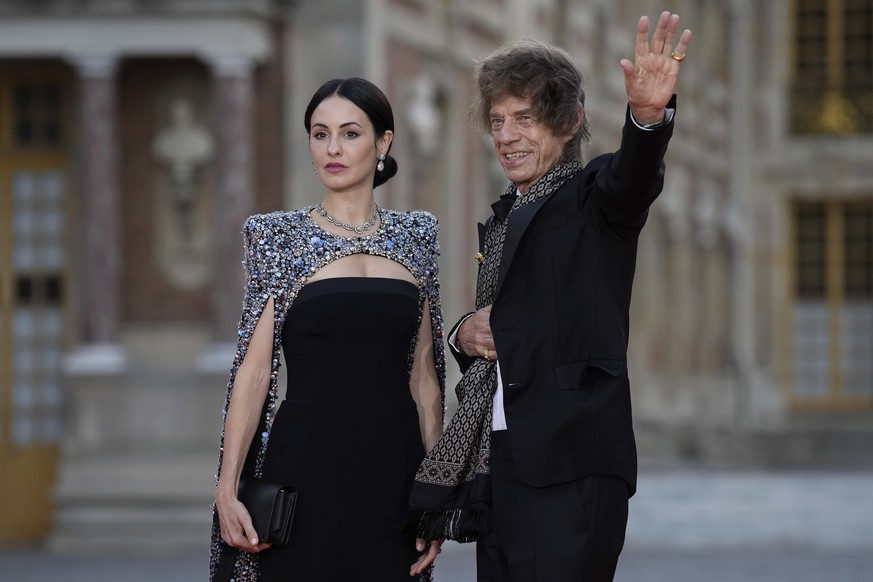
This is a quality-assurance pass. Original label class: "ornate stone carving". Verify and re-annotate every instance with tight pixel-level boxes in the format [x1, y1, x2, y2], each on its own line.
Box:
[405, 73, 442, 158]
[152, 97, 215, 236]
[149, 95, 215, 291]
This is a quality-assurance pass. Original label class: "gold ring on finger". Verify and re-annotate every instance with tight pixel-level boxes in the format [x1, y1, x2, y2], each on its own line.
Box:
[671, 52, 686, 63]
[483, 349, 490, 361]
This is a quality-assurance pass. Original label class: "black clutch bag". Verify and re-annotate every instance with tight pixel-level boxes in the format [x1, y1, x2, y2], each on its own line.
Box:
[238, 477, 297, 546]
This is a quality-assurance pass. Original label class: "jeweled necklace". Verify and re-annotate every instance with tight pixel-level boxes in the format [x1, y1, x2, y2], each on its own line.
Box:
[315, 203, 381, 235]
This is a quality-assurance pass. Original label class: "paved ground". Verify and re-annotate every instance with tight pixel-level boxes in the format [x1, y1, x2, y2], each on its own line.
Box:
[4, 543, 873, 581]
[3, 469, 872, 581]
[615, 548, 873, 582]
[626, 469, 873, 550]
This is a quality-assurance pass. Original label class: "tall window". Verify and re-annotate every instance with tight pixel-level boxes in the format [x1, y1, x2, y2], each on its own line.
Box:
[791, 0, 873, 134]
[0, 76, 69, 448]
[0, 66, 72, 543]
[791, 201, 873, 406]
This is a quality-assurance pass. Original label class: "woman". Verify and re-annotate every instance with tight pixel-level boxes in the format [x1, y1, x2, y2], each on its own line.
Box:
[209, 77, 445, 581]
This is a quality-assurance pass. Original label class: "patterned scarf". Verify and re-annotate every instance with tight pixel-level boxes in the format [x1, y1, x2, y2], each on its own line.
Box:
[410, 159, 582, 542]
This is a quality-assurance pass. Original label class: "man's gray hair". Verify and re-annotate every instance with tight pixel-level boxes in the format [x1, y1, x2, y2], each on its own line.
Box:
[470, 38, 591, 161]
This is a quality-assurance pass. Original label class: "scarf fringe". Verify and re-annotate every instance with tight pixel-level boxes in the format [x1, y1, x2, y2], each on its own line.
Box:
[415, 502, 490, 544]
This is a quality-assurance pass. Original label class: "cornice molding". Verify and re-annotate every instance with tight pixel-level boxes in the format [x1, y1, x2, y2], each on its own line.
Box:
[0, 16, 273, 63]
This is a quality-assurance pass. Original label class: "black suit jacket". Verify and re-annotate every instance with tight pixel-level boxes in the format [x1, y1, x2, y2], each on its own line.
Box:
[451, 104, 675, 495]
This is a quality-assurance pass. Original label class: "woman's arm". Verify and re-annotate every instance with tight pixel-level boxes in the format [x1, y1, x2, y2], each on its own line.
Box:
[214, 297, 275, 553]
[408, 297, 446, 576]
[409, 298, 443, 452]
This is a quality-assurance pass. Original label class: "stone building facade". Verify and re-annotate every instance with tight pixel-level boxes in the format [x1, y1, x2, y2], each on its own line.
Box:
[0, 0, 870, 548]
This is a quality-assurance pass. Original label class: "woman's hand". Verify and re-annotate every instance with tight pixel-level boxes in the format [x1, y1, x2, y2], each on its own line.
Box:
[215, 489, 273, 554]
[620, 11, 693, 125]
[409, 538, 445, 577]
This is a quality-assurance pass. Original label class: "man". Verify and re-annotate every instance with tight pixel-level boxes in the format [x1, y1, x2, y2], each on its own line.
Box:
[410, 11, 692, 582]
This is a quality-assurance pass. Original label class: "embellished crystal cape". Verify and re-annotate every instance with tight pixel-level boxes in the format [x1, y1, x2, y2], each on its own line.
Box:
[209, 207, 446, 582]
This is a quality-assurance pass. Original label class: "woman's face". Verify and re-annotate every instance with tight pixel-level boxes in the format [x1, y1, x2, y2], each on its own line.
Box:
[308, 95, 392, 194]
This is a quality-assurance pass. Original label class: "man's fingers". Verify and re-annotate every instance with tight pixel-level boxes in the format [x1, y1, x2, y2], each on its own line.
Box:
[663, 14, 681, 53]
[650, 11, 670, 55]
[634, 15, 650, 60]
[674, 29, 693, 59]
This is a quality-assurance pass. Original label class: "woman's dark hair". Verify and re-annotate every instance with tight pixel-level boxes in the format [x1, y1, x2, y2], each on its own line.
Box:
[471, 39, 591, 162]
[304, 77, 398, 188]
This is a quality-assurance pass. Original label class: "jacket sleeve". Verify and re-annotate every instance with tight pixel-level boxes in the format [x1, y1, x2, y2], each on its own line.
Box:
[447, 314, 476, 374]
[586, 95, 677, 240]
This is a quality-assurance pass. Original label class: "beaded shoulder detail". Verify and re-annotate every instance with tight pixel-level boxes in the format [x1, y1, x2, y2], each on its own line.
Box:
[247, 207, 443, 311]
[209, 207, 445, 582]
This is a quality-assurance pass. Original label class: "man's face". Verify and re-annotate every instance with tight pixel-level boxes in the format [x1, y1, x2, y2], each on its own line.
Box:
[488, 94, 572, 193]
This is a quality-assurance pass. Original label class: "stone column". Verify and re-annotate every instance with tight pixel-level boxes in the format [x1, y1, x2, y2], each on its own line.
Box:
[52, 53, 129, 552]
[65, 54, 126, 371]
[78, 55, 121, 342]
[727, 0, 762, 424]
[205, 56, 257, 344]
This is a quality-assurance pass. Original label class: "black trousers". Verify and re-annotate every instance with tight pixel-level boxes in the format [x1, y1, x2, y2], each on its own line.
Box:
[476, 431, 629, 582]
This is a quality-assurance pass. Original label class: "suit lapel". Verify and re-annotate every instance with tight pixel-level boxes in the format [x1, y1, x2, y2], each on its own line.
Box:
[477, 220, 489, 253]
[494, 194, 551, 297]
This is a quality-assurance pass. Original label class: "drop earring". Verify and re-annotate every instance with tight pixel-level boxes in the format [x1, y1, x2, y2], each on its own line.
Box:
[376, 153, 385, 172]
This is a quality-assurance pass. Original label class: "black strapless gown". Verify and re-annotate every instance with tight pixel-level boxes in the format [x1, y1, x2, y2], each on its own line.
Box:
[257, 277, 426, 581]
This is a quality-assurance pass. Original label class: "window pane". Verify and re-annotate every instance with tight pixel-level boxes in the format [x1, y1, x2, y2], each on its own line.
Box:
[844, 206, 873, 298]
[13, 382, 35, 407]
[45, 276, 63, 304]
[15, 277, 34, 305]
[13, 209, 35, 235]
[13, 309, 35, 339]
[845, 0, 873, 86]
[796, 207, 827, 298]
[795, 0, 828, 82]
[43, 83, 63, 146]
[13, 346, 35, 373]
[41, 246, 63, 271]
[41, 309, 62, 338]
[12, 82, 65, 148]
[41, 416, 62, 443]
[794, 301, 830, 397]
[5, 167, 69, 446]
[841, 303, 873, 397]
[12, 417, 35, 445]
[792, 0, 873, 134]
[13, 247, 36, 272]
[13, 171, 36, 200]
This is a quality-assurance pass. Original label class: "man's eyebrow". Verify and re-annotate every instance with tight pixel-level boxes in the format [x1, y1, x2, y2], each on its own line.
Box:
[489, 108, 533, 117]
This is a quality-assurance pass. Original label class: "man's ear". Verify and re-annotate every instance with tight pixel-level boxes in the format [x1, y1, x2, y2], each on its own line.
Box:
[562, 103, 585, 144]
[570, 102, 585, 136]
